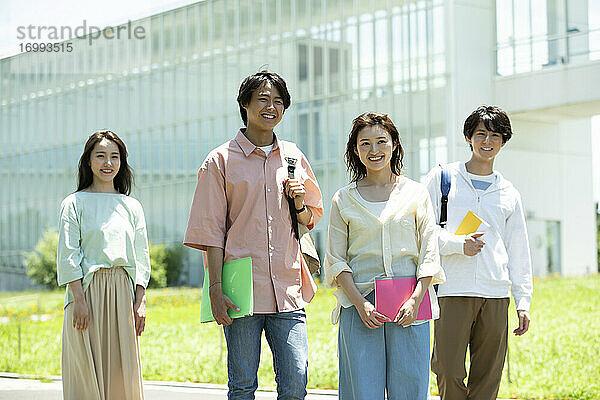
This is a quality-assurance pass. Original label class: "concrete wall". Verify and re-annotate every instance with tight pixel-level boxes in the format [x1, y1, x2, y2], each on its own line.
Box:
[445, 0, 495, 162]
[495, 62, 600, 115]
[495, 117, 598, 276]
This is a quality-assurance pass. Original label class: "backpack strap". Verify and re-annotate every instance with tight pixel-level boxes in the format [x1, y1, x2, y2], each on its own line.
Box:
[439, 165, 451, 228]
[434, 164, 451, 295]
[280, 141, 300, 241]
[279, 141, 322, 275]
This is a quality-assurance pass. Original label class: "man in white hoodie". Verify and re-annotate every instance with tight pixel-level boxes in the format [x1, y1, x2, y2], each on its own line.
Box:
[425, 105, 533, 400]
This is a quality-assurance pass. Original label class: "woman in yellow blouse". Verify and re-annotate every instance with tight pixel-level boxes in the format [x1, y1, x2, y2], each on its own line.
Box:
[57, 130, 150, 400]
[324, 113, 445, 400]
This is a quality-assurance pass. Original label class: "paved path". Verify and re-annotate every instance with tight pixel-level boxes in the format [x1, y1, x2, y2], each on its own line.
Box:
[1, 374, 512, 399]
[0, 375, 337, 400]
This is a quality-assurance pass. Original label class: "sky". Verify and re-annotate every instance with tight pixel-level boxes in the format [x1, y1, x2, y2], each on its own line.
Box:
[0, 0, 200, 58]
[1, 0, 599, 205]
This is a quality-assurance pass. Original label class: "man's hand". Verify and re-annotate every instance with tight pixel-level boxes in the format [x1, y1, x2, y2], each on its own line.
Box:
[209, 283, 240, 326]
[513, 309, 530, 336]
[464, 232, 485, 256]
[284, 178, 307, 210]
[134, 285, 147, 336]
[354, 298, 390, 329]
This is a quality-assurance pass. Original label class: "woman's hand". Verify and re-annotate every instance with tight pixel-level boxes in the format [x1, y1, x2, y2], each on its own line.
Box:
[356, 299, 391, 329]
[133, 285, 146, 336]
[335, 272, 390, 329]
[72, 297, 90, 331]
[395, 276, 433, 327]
[68, 279, 89, 331]
[395, 298, 419, 327]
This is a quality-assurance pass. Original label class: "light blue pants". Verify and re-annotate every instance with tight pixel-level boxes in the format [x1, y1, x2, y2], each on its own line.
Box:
[338, 291, 430, 400]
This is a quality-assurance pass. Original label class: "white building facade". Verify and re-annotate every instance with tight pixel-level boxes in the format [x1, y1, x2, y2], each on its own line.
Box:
[0, 0, 597, 289]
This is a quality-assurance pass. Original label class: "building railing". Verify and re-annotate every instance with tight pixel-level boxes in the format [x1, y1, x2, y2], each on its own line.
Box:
[496, 27, 600, 76]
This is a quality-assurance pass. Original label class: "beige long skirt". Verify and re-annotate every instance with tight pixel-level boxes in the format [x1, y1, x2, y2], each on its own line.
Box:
[62, 267, 144, 400]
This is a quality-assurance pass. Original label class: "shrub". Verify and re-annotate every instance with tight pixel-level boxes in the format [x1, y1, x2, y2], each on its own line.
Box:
[164, 243, 185, 286]
[23, 228, 59, 289]
[23, 229, 176, 290]
[148, 243, 168, 289]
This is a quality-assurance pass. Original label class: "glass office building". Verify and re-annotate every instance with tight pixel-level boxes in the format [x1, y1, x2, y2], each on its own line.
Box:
[1, 0, 598, 287]
[1, 0, 447, 285]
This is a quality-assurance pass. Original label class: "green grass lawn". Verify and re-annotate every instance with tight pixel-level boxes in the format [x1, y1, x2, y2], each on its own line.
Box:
[1, 276, 599, 399]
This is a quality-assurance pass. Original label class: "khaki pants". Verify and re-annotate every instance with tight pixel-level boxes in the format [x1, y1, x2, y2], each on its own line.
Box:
[432, 296, 509, 400]
[62, 267, 144, 400]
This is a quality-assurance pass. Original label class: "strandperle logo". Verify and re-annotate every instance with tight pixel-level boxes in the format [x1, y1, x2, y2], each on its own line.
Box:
[16, 20, 147, 46]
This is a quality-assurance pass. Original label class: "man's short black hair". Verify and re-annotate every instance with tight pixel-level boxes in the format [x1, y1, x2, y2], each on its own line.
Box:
[464, 105, 513, 145]
[237, 70, 291, 126]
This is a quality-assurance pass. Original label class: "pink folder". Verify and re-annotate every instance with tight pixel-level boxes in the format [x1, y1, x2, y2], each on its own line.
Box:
[374, 277, 432, 321]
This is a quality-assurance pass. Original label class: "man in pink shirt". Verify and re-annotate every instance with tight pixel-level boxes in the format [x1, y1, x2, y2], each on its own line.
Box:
[184, 70, 323, 399]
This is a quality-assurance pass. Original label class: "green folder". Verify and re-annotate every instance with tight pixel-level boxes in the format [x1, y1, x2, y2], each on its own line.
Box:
[200, 257, 253, 323]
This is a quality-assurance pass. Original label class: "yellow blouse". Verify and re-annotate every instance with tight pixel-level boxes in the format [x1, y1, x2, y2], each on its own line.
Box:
[324, 176, 445, 324]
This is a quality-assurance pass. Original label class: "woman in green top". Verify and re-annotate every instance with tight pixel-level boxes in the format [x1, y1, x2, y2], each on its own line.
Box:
[57, 130, 151, 400]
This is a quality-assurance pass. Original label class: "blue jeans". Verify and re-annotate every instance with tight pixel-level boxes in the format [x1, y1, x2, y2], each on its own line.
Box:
[338, 291, 430, 400]
[223, 309, 309, 400]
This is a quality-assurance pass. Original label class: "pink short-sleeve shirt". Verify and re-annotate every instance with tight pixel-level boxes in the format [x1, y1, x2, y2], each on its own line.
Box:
[184, 129, 323, 313]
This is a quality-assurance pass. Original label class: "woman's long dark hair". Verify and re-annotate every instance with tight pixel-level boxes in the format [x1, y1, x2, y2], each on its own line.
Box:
[345, 112, 404, 182]
[77, 130, 133, 195]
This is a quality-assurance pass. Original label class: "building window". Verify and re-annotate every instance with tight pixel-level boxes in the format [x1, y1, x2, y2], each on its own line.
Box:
[298, 44, 308, 81]
[496, 0, 597, 75]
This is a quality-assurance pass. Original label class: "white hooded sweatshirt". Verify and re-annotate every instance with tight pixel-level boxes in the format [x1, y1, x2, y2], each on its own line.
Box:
[425, 162, 533, 311]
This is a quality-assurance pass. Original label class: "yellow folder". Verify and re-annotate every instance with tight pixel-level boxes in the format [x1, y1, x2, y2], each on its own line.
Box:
[455, 211, 484, 235]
